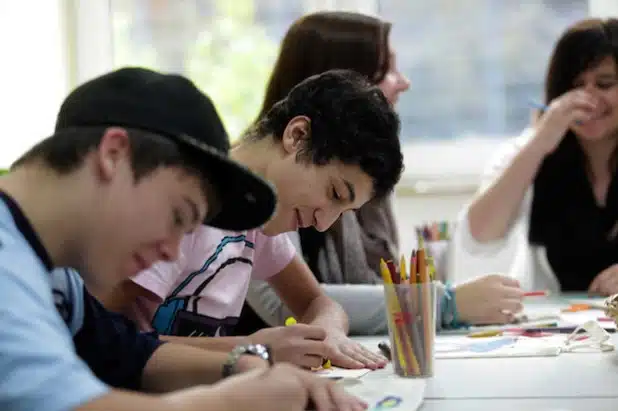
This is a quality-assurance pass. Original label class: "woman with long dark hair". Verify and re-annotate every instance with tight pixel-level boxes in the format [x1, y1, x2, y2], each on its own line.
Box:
[461, 18, 618, 296]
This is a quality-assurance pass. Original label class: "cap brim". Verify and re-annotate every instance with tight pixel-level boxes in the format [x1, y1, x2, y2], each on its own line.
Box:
[176, 135, 277, 231]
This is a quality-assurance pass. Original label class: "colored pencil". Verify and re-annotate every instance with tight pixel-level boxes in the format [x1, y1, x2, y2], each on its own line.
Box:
[382, 247, 437, 376]
[523, 290, 550, 297]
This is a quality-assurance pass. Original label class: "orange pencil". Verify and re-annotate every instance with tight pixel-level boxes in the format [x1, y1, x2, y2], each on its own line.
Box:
[417, 248, 432, 373]
[409, 250, 417, 284]
[417, 249, 428, 283]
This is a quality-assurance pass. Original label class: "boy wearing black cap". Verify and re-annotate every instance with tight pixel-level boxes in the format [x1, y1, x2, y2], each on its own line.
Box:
[0, 68, 365, 411]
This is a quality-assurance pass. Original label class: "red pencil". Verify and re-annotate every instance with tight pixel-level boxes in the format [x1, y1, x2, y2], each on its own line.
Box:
[523, 290, 550, 297]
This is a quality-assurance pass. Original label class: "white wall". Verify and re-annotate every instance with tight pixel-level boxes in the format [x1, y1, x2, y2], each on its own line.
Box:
[393, 192, 517, 283]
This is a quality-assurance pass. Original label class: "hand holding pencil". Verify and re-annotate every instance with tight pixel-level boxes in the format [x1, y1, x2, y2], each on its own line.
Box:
[530, 89, 598, 154]
[454, 274, 524, 325]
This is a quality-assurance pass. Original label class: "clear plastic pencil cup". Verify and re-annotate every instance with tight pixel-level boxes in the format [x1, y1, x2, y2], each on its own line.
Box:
[383, 282, 437, 378]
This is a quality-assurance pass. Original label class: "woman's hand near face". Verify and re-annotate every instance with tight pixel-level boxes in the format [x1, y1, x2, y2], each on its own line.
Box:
[531, 89, 599, 154]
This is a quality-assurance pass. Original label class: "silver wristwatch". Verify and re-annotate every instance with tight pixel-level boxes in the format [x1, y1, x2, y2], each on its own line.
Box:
[222, 344, 273, 378]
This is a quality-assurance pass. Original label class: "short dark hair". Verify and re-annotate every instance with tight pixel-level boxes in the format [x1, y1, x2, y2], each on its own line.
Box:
[13, 126, 210, 188]
[247, 69, 403, 199]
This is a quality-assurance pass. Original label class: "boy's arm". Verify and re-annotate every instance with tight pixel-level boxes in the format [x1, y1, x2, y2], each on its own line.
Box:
[76, 286, 268, 392]
[268, 255, 387, 369]
[268, 255, 348, 332]
[160, 334, 250, 352]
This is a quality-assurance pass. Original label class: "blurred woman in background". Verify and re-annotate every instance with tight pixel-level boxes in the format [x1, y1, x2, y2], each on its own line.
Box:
[458, 18, 618, 296]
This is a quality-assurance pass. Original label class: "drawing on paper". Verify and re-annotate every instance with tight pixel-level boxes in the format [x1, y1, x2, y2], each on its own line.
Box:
[373, 396, 402, 409]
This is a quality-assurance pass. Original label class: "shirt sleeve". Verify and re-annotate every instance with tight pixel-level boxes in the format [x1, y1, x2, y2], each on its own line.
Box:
[0, 266, 109, 411]
[131, 234, 193, 300]
[73, 287, 164, 391]
[251, 232, 297, 280]
[455, 130, 534, 256]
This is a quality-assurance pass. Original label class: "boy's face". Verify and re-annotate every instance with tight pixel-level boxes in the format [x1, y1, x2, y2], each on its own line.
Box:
[80, 128, 209, 291]
[261, 117, 374, 236]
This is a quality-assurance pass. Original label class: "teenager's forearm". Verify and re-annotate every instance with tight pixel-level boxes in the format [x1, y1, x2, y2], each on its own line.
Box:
[160, 335, 250, 353]
[467, 138, 547, 243]
[301, 295, 349, 334]
[140, 341, 258, 392]
[77, 385, 230, 411]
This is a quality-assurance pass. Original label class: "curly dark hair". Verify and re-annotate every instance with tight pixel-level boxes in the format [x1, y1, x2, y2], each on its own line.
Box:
[247, 69, 403, 199]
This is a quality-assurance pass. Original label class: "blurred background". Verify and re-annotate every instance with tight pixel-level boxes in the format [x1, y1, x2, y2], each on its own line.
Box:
[2, 0, 617, 278]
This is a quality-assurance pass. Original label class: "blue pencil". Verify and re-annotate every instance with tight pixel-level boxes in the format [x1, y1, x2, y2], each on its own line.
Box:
[528, 100, 583, 125]
[528, 100, 548, 112]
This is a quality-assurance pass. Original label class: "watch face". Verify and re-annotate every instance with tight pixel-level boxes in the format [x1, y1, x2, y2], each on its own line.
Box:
[237, 344, 271, 364]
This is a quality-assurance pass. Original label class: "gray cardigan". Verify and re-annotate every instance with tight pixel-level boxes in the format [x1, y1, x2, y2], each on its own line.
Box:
[245, 195, 448, 335]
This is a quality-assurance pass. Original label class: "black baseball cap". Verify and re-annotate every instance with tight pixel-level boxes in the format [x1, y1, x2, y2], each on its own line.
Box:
[55, 67, 276, 231]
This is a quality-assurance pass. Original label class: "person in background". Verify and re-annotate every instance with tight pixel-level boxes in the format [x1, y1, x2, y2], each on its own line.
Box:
[457, 18, 618, 296]
[0, 67, 364, 411]
[236, 11, 525, 337]
[100, 69, 400, 370]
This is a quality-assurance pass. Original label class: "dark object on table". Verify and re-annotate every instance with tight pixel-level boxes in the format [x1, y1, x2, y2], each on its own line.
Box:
[378, 341, 392, 360]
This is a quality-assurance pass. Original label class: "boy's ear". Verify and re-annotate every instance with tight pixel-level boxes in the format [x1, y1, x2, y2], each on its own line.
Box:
[95, 127, 131, 182]
[281, 116, 311, 155]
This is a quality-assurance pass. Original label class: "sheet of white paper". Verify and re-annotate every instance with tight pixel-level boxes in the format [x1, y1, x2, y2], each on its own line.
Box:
[435, 335, 563, 359]
[344, 365, 425, 411]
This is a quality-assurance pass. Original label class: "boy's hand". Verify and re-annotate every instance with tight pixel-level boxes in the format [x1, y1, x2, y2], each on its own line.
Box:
[323, 330, 388, 370]
[249, 324, 329, 368]
[217, 363, 368, 411]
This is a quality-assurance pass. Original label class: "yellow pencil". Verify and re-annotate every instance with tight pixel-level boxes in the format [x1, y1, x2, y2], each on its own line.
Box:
[380, 258, 393, 284]
[427, 256, 436, 281]
[286, 316, 331, 369]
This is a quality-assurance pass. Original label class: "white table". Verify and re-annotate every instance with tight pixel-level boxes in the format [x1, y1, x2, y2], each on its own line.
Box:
[351, 297, 618, 410]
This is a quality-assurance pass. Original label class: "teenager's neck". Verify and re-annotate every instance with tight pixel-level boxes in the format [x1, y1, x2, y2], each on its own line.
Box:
[0, 165, 89, 268]
[230, 136, 278, 178]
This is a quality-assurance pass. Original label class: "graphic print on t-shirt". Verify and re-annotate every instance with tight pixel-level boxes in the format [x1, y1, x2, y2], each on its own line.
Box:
[151, 235, 253, 336]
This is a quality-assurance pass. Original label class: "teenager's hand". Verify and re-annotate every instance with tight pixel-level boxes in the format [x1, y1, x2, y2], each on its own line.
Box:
[216, 363, 368, 411]
[249, 324, 330, 368]
[589, 264, 618, 297]
[531, 89, 598, 154]
[322, 330, 387, 370]
[455, 274, 524, 325]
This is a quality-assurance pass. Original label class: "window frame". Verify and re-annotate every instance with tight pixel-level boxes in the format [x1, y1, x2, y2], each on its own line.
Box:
[72, 0, 614, 194]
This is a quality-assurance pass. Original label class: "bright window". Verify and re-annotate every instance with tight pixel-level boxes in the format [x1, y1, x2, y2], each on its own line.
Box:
[0, 0, 68, 168]
[74, 0, 614, 188]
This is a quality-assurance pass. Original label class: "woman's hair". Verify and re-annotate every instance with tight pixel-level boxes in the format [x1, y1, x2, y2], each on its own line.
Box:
[254, 11, 391, 123]
[545, 17, 618, 105]
[252, 11, 393, 280]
